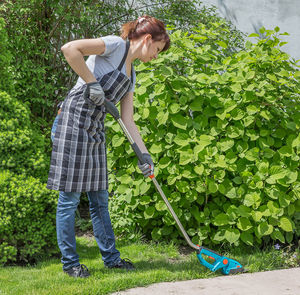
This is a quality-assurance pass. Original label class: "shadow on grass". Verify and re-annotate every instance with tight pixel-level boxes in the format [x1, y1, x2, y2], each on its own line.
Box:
[23, 234, 249, 275]
[73, 237, 218, 277]
[75, 236, 190, 260]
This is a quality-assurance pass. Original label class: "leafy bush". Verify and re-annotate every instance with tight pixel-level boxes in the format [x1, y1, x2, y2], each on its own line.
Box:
[0, 170, 58, 265]
[0, 17, 14, 94]
[0, 91, 49, 181]
[109, 191, 142, 241]
[1, 0, 245, 123]
[107, 25, 300, 247]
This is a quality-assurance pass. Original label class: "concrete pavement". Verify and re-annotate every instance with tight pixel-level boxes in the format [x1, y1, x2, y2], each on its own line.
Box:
[112, 267, 300, 295]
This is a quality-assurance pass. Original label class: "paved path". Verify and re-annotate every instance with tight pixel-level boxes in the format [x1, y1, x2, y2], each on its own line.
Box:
[112, 267, 300, 295]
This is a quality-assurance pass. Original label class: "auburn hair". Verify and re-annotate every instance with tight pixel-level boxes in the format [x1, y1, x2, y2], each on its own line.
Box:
[120, 15, 170, 52]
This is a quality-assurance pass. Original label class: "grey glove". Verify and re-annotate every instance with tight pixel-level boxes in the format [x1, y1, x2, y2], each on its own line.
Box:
[138, 153, 154, 178]
[84, 81, 105, 106]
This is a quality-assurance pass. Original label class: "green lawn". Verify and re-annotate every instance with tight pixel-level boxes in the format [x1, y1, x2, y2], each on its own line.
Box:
[0, 236, 299, 295]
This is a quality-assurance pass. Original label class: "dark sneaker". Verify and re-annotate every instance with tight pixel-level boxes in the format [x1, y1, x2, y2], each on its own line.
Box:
[108, 258, 135, 271]
[63, 264, 90, 278]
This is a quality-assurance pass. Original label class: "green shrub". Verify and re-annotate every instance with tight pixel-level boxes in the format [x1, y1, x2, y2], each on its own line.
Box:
[1, 0, 245, 122]
[0, 17, 14, 94]
[0, 91, 49, 182]
[106, 25, 300, 247]
[109, 192, 142, 241]
[0, 170, 58, 265]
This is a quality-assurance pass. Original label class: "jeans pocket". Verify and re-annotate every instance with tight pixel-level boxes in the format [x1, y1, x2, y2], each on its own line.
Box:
[51, 114, 60, 142]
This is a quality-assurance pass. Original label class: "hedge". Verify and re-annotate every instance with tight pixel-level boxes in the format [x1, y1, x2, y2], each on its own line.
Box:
[0, 170, 58, 265]
[106, 24, 300, 248]
[0, 91, 49, 182]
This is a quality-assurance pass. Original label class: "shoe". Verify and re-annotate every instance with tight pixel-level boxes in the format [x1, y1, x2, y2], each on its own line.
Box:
[63, 264, 90, 278]
[108, 258, 135, 271]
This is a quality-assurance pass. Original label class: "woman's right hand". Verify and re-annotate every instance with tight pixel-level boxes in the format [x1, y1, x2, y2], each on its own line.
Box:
[138, 153, 154, 178]
[84, 81, 105, 106]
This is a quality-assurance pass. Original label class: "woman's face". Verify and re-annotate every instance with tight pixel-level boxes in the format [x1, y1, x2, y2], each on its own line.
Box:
[140, 36, 165, 63]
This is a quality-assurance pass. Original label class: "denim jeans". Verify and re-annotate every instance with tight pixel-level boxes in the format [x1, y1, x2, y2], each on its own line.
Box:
[51, 115, 121, 270]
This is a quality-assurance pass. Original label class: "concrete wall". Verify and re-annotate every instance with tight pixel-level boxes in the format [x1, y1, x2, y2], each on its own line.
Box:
[200, 0, 300, 61]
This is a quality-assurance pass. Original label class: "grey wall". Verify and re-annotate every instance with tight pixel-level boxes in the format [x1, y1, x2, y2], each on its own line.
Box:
[200, 0, 300, 61]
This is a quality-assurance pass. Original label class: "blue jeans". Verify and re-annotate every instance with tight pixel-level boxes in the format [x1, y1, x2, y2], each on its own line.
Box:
[51, 115, 121, 270]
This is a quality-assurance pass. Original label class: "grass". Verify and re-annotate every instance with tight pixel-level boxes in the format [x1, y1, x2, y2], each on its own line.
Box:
[0, 236, 299, 295]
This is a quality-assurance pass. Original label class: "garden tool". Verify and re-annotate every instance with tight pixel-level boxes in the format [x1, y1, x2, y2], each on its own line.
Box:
[104, 99, 245, 275]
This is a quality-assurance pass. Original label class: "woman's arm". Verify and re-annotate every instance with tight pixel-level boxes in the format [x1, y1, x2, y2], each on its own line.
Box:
[120, 92, 149, 154]
[61, 38, 106, 83]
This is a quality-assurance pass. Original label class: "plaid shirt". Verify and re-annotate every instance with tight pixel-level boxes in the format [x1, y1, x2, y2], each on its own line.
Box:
[47, 42, 132, 192]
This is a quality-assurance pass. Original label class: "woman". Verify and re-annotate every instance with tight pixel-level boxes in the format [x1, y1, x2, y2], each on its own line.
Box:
[47, 15, 170, 278]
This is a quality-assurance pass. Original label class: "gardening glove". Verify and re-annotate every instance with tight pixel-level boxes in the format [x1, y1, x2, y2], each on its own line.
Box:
[138, 153, 154, 178]
[84, 81, 105, 106]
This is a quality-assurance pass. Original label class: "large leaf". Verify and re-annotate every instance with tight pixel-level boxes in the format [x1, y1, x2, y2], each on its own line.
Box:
[278, 145, 293, 157]
[266, 166, 288, 184]
[257, 222, 273, 236]
[279, 217, 293, 232]
[157, 111, 169, 126]
[227, 125, 244, 138]
[285, 170, 298, 184]
[237, 205, 251, 217]
[144, 206, 155, 219]
[225, 187, 238, 199]
[160, 66, 174, 76]
[159, 157, 171, 169]
[257, 161, 269, 174]
[252, 211, 263, 222]
[116, 174, 133, 185]
[117, 184, 130, 194]
[194, 164, 204, 175]
[155, 201, 167, 211]
[149, 143, 163, 154]
[243, 193, 255, 207]
[231, 108, 245, 120]
[190, 99, 203, 111]
[112, 134, 125, 147]
[174, 132, 190, 146]
[171, 114, 188, 130]
[292, 134, 300, 149]
[179, 149, 194, 165]
[224, 100, 237, 112]
[176, 181, 189, 193]
[244, 147, 260, 161]
[224, 229, 240, 243]
[271, 229, 285, 243]
[241, 231, 254, 246]
[208, 179, 218, 194]
[213, 230, 226, 242]
[264, 186, 282, 200]
[217, 138, 234, 152]
[246, 104, 260, 115]
[237, 217, 252, 231]
[230, 83, 242, 92]
[213, 213, 229, 226]
[169, 103, 181, 114]
[140, 182, 151, 195]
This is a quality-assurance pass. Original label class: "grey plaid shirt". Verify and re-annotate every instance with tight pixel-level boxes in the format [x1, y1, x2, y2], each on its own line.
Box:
[47, 41, 133, 192]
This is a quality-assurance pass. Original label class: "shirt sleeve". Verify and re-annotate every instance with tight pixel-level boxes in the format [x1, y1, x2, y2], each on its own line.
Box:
[100, 35, 123, 57]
